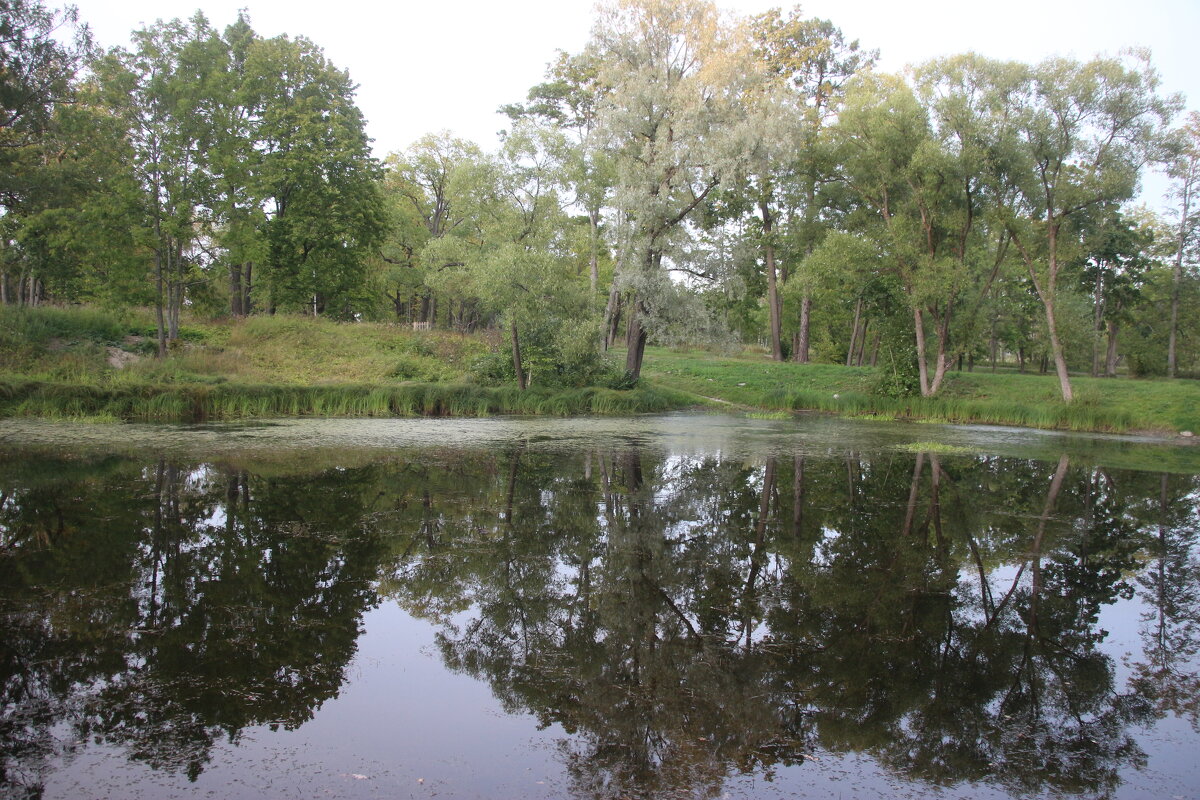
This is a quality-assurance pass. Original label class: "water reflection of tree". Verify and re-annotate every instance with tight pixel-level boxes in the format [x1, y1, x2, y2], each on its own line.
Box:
[412, 448, 814, 799]
[1131, 473, 1200, 730]
[0, 455, 391, 796]
[384, 447, 1194, 800]
[835, 455, 1155, 799]
[3, 444, 1196, 800]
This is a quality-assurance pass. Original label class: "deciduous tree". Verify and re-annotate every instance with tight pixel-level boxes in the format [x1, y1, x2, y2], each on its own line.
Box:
[1001, 52, 1177, 401]
[589, 0, 753, 380]
[1165, 112, 1200, 377]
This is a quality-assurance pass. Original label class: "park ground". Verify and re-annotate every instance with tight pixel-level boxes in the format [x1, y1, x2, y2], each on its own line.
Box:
[1, 306, 1197, 436]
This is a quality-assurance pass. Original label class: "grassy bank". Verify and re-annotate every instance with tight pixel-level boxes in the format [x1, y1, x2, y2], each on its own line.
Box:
[2, 307, 1198, 434]
[0, 305, 485, 384]
[0, 307, 691, 422]
[642, 347, 1200, 435]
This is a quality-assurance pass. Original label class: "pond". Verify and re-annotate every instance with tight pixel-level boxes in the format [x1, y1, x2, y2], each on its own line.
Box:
[1, 414, 1198, 800]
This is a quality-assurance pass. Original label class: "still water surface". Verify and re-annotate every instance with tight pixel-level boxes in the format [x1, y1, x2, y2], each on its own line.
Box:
[1, 414, 1198, 799]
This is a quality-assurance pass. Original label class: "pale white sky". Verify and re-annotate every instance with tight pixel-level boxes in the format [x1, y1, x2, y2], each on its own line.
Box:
[76, 0, 1197, 203]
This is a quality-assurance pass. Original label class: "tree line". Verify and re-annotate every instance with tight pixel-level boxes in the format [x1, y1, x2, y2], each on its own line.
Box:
[1, 2, 384, 357]
[2, 0, 1199, 398]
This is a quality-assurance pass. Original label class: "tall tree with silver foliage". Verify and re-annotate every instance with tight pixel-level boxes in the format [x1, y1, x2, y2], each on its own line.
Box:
[589, 0, 753, 380]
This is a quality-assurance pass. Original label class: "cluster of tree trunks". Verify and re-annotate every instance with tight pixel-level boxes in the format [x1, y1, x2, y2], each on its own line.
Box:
[0, 272, 47, 306]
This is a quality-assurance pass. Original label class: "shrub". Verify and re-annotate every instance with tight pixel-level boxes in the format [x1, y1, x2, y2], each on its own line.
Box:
[470, 317, 620, 389]
[872, 339, 920, 398]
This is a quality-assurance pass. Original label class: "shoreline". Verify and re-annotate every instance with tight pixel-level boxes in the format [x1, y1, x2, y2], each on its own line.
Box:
[4, 412, 1199, 476]
[0, 377, 1197, 445]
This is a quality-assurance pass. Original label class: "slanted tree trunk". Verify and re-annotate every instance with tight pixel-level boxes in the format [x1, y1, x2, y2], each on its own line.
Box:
[902, 452, 926, 538]
[740, 458, 776, 648]
[1040, 236, 1073, 398]
[1030, 454, 1071, 625]
[603, 284, 622, 350]
[1042, 292, 1073, 400]
[914, 308, 930, 395]
[930, 305, 951, 393]
[624, 297, 648, 379]
[929, 454, 944, 549]
[913, 305, 952, 396]
[1012, 222, 1073, 400]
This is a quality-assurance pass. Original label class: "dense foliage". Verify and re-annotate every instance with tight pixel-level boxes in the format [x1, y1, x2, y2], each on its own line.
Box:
[2, 0, 1199, 397]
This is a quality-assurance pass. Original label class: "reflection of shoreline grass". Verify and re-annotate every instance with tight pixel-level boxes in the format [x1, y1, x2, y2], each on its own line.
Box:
[641, 347, 1200, 435]
[0, 379, 693, 422]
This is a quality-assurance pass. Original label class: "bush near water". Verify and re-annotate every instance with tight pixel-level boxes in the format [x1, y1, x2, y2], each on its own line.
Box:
[1, 306, 1199, 434]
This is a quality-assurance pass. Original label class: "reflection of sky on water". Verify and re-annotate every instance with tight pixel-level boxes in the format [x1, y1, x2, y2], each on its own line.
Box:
[3, 414, 1199, 799]
[41, 601, 1036, 800]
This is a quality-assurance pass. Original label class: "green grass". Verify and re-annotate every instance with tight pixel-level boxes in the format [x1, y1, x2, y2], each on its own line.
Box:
[0, 306, 486, 386]
[0, 304, 135, 346]
[4, 308, 1199, 433]
[0, 308, 691, 422]
[0, 378, 694, 422]
[641, 346, 1200, 434]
